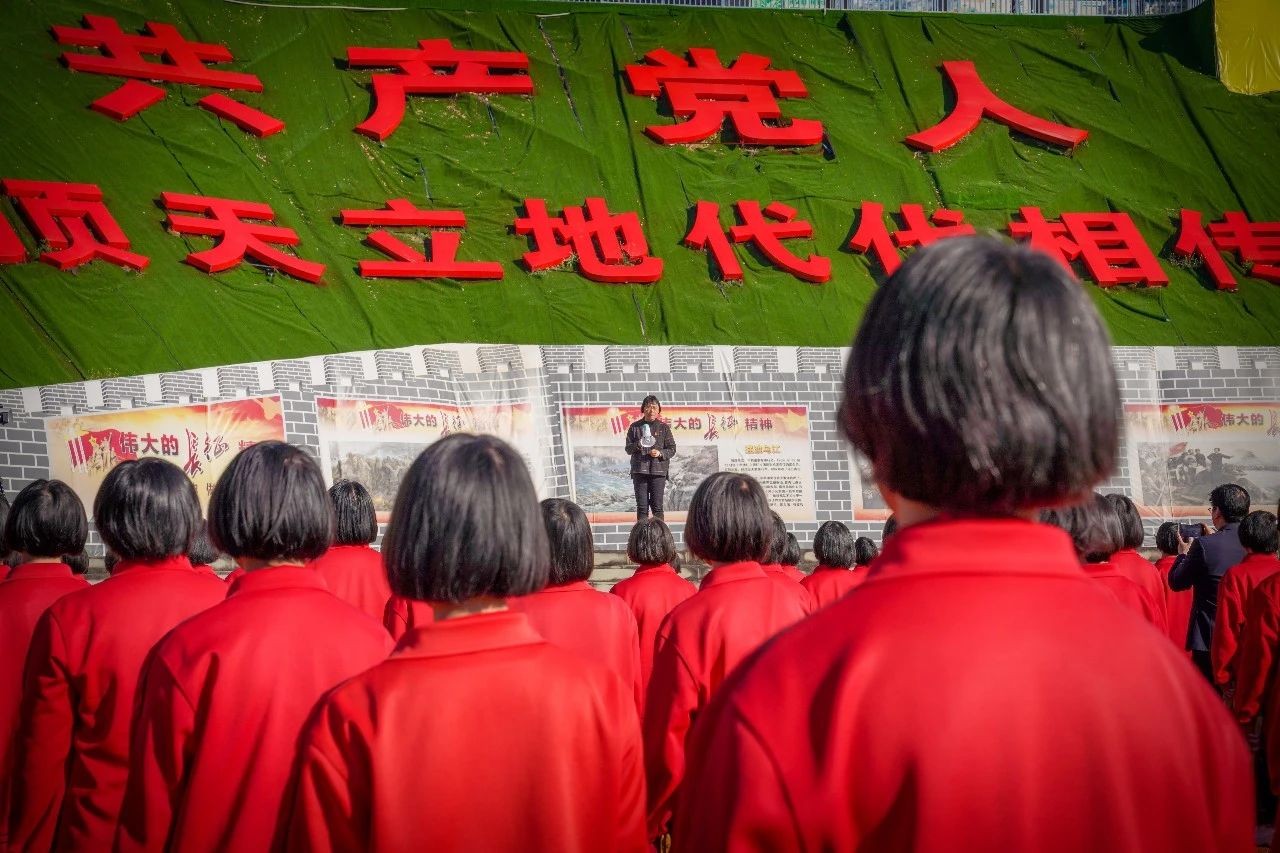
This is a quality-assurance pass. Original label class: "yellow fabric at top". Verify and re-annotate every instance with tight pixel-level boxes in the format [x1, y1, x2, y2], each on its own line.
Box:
[1216, 0, 1280, 94]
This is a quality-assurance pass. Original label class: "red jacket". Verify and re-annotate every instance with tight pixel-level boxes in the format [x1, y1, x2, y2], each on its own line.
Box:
[778, 564, 805, 584]
[0, 563, 90, 848]
[114, 566, 393, 853]
[223, 566, 245, 584]
[1157, 554, 1195, 649]
[1082, 562, 1166, 632]
[514, 580, 644, 711]
[1111, 549, 1169, 626]
[644, 561, 807, 838]
[192, 563, 219, 579]
[310, 544, 391, 624]
[7, 557, 225, 852]
[283, 610, 647, 853]
[1232, 571, 1280, 793]
[800, 565, 869, 610]
[675, 519, 1252, 852]
[383, 595, 434, 642]
[760, 563, 815, 614]
[610, 564, 696, 701]
[1214, 554, 1280, 686]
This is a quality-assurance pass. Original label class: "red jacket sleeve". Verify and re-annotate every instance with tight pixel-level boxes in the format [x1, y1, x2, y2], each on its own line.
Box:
[1234, 586, 1280, 723]
[1213, 575, 1245, 685]
[7, 611, 74, 852]
[114, 654, 197, 853]
[284, 713, 368, 853]
[643, 631, 702, 840]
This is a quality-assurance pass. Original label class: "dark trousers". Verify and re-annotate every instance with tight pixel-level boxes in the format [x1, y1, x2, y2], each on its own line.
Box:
[1191, 649, 1214, 685]
[634, 475, 666, 521]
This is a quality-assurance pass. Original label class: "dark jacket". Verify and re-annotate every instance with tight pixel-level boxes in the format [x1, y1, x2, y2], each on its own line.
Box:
[1169, 522, 1246, 652]
[625, 418, 676, 478]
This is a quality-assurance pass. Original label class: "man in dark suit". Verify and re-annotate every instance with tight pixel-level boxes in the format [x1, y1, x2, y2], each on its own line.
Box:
[1170, 483, 1250, 684]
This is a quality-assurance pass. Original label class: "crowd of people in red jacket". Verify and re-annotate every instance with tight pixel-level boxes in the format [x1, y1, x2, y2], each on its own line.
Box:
[0, 236, 1277, 852]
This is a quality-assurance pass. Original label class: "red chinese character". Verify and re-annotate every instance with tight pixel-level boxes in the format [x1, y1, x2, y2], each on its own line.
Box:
[905, 61, 1088, 153]
[161, 192, 325, 283]
[846, 202, 974, 276]
[674, 418, 688, 430]
[760, 418, 773, 430]
[625, 48, 822, 146]
[1173, 209, 1280, 290]
[515, 198, 663, 284]
[0, 179, 148, 271]
[183, 429, 203, 476]
[1008, 207, 1167, 288]
[686, 200, 830, 284]
[140, 432, 160, 454]
[160, 434, 180, 456]
[52, 15, 279, 130]
[341, 199, 502, 280]
[703, 417, 720, 441]
[346, 39, 533, 141]
[745, 417, 759, 431]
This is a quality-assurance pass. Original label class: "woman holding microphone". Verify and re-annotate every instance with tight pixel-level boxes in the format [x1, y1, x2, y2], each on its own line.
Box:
[625, 395, 676, 522]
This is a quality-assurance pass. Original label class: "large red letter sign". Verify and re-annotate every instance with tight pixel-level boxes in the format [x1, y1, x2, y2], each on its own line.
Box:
[1008, 207, 1167, 287]
[346, 39, 533, 141]
[625, 48, 822, 146]
[846, 202, 975, 275]
[1173, 209, 1280, 290]
[905, 61, 1087, 153]
[515, 198, 663, 284]
[161, 192, 325, 283]
[341, 199, 503, 280]
[1, 179, 149, 271]
[685, 200, 830, 283]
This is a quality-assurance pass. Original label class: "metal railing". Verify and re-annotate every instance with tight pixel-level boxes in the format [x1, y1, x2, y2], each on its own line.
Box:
[553, 0, 1203, 15]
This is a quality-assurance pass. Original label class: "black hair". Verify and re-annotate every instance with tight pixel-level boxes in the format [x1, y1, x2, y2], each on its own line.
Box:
[685, 472, 772, 564]
[1240, 511, 1278, 555]
[841, 237, 1118, 516]
[1155, 522, 1179, 557]
[329, 479, 378, 546]
[781, 533, 802, 566]
[640, 395, 662, 413]
[1105, 493, 1145, 550]
[627, 518, 677, 566]
[854, 537, 879, 566]
[103, 550, 119, 574]
[542, 498, 594, 585]
[1211, 484, 1250, 524]
[383, 433, 548, 602]
[62, 551, 89, 575]
[3, 479, 88, 558]
[813, 521, 856, 568]
[0, 490, 10, 564]
[94, 458, 201, 561]
[881, 514, 898, 542]
[208, 441, 332, 563]
[765, 512, 788, 564]
[1041, 493, 1124, 563]
[187, 525, 221, 567]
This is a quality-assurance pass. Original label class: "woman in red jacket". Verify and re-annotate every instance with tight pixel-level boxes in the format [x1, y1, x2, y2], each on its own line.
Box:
[9, 458, 226, 852]
[311, 479, 391, 623]
[285, 434, 647, 852]
[611, 518, 695, 701]
[1156, 521, 1195, 649]
[759, 513, 812, 611]
[800, 520, 867, 609]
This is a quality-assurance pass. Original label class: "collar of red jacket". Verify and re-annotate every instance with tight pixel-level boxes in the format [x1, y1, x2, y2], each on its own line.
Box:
[6, 561, 77, 581]
[813, 564, 852, 573]
[870, 518, 1082, 582]
[700, 560, 767, 589]
[226, 564, 327, 597]
[1241, 553, 1280, 568]
[393, 609, 545, 659]
[1080, 561, 1121, 578]
[634, 562, 676, 575]
[110, 554, 195, 577]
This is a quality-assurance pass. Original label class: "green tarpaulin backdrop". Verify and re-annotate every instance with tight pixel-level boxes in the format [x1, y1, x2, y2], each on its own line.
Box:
[1, 0, 1277, 389]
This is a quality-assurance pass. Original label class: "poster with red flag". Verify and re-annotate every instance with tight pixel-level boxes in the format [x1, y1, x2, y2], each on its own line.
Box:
[47, 396, 285, 512]
[1126, 402, 1280, 517]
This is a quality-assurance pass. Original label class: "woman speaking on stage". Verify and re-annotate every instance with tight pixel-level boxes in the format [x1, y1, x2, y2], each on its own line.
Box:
[625, 395, 677, 522]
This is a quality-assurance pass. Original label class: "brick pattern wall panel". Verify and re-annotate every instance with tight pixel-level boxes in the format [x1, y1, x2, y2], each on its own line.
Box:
[604, 346, 651, 374]
[1240, 348, 1280, 370]
[159, 372, 204, 403]
[42, 383, 90, 413]
[98, 378, 144, 409]
[272, 360, 314, 389]
[797, 347, 843, 375]
[322, 356, 365, 385]
[669, 346, 713, 374]
[477, 345, 523, 375]
[374, 350, 413, 381]
[732, 347, 779, 374]
[0, 416, 49, 492]
[1173, 346, 1221, 370]
[542, 346, 585, 375]
[421, 348, 463, 377]
[216, 365, 262, 397]
[0, 389, 23, 414]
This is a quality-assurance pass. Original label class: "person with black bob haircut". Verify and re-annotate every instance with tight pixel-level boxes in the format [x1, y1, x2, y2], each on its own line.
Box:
[517, 498, 643, 710]
[311, 479, 392, 623]
[286, 433, 646, 851]
[759, 512, 809, 595]
[881, 514, 898, 543]
[116, 442, 391, 853]
[612, 518, 695, 706]
[1212, 511, 1280, 691]
[854, 537, 879, 567]
[1171, 483, 1250, 681]
[781, 533, 802, 569]
[1105, 493, 1167, 622]
[801, 520, 866, 610]
[625, 395, 677, 522]
[1154, 521, 1195, 649]
[674, 237, 1251, 851]
[9, 458, 226, 852]
[3, 479, 88, 564]
[61, 551, 89, 575]
[187, 526, 223, 579]
[643, 471, 807, 840]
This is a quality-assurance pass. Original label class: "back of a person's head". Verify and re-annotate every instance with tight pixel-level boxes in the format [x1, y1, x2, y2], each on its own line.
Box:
[628, 517, 676, 567]
[95, 458, 201, 561]
[542, 498, 594, 585]
[1155, 521, 1179, 557]
[854, 536, 879, 567]
[209, 441, 332, 563]
[781, 533, 802, 567]
[1105, 493, 1144, 550]
[62, 551, 89, 575]
[103, 550, 119, 573]
[1041, 493, 1124, 564]
[383, 433, 548, 602]
[329, 479, 378, 546]
[1239, 511, 1278, 555]
[187, 525, 222, 567]
[764, 511, 788, 564]
[881, 514, 898, 542]
[3, 479, 88, 559]
[0, 489, 10, 565]
[813, 521, 856, 568]
[685, 472, 771, 564]
[842, 237, 1118, 516]
[1211, 484, 1250, 524]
